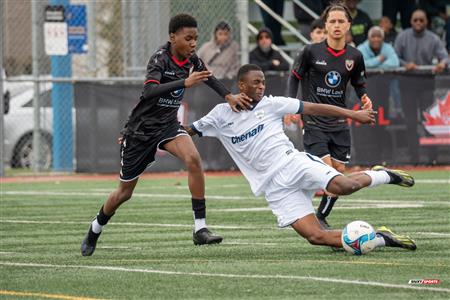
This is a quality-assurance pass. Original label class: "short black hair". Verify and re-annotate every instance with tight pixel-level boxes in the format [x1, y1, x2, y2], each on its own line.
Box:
[237, 64, 262, 81]
[169, 14, 197, 34]
[310, 19, 325, 33]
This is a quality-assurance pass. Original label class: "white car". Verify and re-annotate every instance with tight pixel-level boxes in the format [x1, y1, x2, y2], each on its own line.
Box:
[4, 82, 54, 169]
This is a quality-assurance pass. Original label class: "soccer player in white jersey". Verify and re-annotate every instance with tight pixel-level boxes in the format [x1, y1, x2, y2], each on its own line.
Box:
[185, 64, 416, 251]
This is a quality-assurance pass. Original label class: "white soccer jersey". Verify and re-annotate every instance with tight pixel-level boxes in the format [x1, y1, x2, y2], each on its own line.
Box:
[192, 95, 303, 196]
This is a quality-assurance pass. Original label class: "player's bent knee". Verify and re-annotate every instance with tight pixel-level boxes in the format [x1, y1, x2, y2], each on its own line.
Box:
[327, 177, 358, 195]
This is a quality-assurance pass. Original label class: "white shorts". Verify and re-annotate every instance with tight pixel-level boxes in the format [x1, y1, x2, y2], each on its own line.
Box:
[264, 151, 342, 228]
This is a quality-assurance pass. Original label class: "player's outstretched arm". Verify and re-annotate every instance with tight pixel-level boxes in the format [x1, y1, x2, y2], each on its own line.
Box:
[185, 71, 213, 88]
[302, 102, 376, 124]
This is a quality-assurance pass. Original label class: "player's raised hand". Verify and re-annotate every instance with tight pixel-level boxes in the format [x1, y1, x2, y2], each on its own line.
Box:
[361, 94, 372, 110]
[185, 71, 212, 88]
[225, 93, 253, 112]
[353, 109, 377, 124]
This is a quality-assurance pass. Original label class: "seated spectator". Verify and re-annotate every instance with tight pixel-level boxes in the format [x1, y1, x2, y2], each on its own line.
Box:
[395, 9, 448, 73]
[345, 0, 373, 46]
[309, 19, 326, 44]
[249, 28, 289, 72]
[197, 21, 240, 79]
[358, 26, 400, 69]
[379, 16, 398, 45]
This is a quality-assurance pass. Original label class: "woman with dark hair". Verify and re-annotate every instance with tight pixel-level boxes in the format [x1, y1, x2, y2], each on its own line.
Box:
[197, 21, 240, 79]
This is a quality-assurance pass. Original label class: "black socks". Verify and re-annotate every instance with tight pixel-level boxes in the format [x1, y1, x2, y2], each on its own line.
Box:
[316, 195, 338, 219]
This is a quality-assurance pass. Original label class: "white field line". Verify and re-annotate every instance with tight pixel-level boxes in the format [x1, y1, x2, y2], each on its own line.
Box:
[415, 179, 450, 184]
[0, 261, 448, 293]
[2, 190, 449, 205]
[1, 219, 449, 237]
[0, 219, 255, 230]
[414, 232, 450, 237]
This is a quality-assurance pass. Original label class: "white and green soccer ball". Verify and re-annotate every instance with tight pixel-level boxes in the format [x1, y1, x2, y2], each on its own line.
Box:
[341, 220, 377, 255]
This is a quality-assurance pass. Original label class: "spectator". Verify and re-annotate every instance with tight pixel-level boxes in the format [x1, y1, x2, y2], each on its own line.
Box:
[259, 0, 286, 45]
[379, 16, 398, 45]
[197, 21, 240, 79]
[395, 9, 448, 73]
[359, 26, 403, 120]
[418, 0, 448, 38]
[344, 0, 373, 46]
[358, 26, 400, 69]
[309, 18, 326, 44]
[249, 28, 289, 72]
[382, 0, 416, 30]
[293, 0, 330, 38]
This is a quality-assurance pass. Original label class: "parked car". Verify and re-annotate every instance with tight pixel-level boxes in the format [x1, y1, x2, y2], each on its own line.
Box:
[2, 69, 9, 114]
[4, 82, 54, 169]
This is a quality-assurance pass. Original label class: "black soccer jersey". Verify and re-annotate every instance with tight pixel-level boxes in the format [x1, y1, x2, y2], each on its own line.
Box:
[122, 42, 230, 138]
[289, 41, 367, 132]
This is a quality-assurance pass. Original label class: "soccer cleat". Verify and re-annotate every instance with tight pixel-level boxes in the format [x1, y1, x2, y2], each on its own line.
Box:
[371, 165, 415, 187]
[376, 226, 417, 250]
[193, 228, 223, 245]
[81, 225, 101, 256]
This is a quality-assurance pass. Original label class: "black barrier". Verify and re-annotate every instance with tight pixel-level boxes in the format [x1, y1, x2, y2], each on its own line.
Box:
[74, 72, 450, 173]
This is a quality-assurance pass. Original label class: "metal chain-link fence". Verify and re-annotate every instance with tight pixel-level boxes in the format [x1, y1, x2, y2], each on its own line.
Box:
[1, 0, 246, 174]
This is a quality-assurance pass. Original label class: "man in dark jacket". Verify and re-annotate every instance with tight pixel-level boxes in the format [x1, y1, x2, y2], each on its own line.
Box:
[249, 28, 290, 72]
[345, 0, 373, 46]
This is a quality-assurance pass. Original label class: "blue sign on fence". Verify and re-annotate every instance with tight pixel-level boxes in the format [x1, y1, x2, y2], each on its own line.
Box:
[65, 5, 87, 54]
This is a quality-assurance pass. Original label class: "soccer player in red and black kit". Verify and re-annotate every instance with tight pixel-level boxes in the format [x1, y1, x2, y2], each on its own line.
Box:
[287, 2, 373, 229]
[81, 14, 253, 256]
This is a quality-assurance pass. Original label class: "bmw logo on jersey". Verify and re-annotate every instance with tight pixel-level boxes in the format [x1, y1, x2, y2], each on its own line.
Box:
[171, 88, 185, 98]
[325, 71, 341, 88]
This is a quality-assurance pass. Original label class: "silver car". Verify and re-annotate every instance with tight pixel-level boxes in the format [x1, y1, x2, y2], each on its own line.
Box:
[4, 82, 54, 169]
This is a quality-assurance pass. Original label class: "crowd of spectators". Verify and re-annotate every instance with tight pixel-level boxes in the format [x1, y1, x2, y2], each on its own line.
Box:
[197, 1, 448, 76]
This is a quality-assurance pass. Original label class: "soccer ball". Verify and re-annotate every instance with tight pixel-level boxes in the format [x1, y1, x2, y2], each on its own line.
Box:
[341, 221, 377, 255]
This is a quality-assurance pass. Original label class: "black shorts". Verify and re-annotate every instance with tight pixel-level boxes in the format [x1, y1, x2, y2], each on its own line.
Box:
[303, 129, 351, 163]
[119, 123, 188, 181]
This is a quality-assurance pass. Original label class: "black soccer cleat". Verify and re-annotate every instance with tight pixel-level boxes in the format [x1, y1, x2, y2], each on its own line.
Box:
[376, 226, 417, 250]
[371, 165, 415, 187]
[81, 225, 101, 256]
[193, 228, 223, 245]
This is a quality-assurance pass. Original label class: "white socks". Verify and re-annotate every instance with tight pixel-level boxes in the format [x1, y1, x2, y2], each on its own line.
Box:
[91, 219, 103, 234]
[364, 170, 391, 187]
[194, 218, 206, 233]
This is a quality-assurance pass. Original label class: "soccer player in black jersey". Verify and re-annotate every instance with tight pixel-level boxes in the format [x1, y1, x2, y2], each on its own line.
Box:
[287, 2, 373, 229]
[81, 14, 253, 256]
